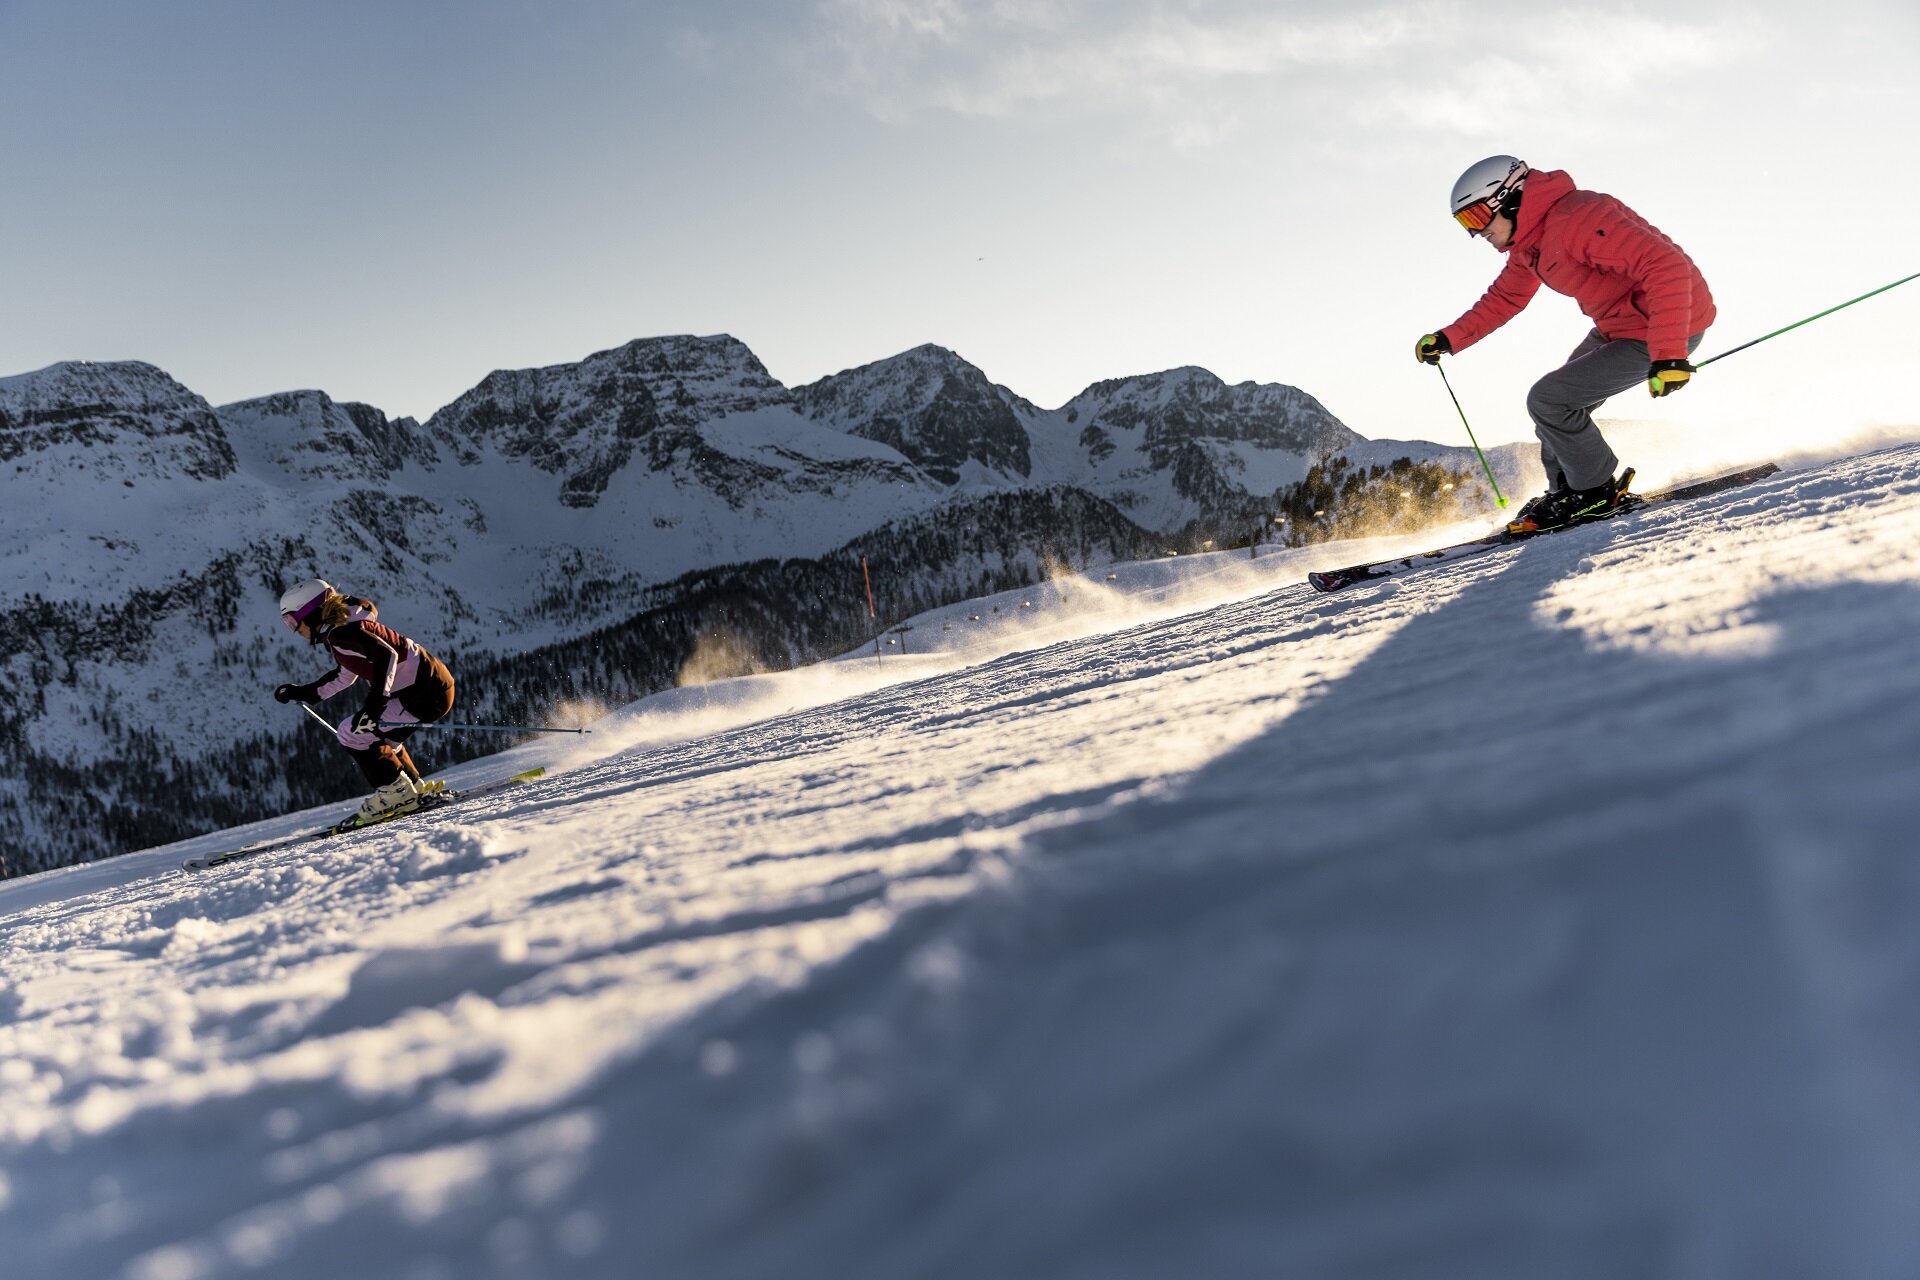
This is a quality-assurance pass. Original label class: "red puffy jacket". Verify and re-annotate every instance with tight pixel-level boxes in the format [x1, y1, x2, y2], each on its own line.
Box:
[1440, 168, 1714, 364]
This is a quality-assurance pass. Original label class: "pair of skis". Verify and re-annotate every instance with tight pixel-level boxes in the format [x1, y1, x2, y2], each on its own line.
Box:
[178, 767, 546, 872]
[1306, 462, 1780, 593]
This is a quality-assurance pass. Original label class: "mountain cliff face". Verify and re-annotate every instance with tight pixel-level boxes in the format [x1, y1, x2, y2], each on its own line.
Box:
[798, 344, 1035, 485]
[0, 360, 234, 484]
[0, 336, 1495, 877]
[425, 334, 803, 508]
[1045, 367, 1361, 531]
[220, 391, 436, 484]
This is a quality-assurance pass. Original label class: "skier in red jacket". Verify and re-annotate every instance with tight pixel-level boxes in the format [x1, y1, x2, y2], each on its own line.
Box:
[273, 579, 456, 824]
[1415, 156, 1715, 534]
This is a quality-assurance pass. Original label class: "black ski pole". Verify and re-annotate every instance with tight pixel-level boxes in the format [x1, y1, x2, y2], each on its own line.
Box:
[295, 703, 334, 733]
[380, 720, 593, 735]
[1695, 269, 1920, 369]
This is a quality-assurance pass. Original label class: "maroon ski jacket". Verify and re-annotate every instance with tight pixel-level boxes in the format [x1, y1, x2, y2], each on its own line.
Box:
[284, 597, 453, 721]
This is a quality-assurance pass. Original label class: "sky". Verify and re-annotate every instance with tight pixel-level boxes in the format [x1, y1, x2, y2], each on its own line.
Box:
[2, 0, 1915, 457]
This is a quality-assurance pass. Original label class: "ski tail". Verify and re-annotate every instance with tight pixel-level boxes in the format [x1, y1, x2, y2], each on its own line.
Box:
[1647, 461, 1780, 502]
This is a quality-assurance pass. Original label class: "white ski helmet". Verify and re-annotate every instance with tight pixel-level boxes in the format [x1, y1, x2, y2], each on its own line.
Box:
[1450, 155, 1530, 233]
[279, 578, 335, 632]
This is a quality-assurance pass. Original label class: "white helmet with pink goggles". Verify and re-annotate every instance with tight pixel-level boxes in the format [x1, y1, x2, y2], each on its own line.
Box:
[1450, 155, 1530, 234]
[278, 578, 336, 632]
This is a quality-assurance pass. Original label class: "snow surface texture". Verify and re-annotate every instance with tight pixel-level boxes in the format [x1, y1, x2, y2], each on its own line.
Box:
[4, 441, 1920, 1279]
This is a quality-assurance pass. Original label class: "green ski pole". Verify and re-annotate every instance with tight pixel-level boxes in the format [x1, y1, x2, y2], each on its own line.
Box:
[1435, 363, 1508, 509]
[1695, 269, 1920, 369]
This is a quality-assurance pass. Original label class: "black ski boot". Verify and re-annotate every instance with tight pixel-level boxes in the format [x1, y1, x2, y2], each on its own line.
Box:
[1506, 468, 1635, 536]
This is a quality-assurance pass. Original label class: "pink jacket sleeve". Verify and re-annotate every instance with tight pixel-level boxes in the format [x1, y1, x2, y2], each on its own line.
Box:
[1440, 253, 1541, 353]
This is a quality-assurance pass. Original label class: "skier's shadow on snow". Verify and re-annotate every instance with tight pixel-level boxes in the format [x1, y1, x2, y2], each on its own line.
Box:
[1052, 544, 1920, 878]
[893, 553, 1920, 1279]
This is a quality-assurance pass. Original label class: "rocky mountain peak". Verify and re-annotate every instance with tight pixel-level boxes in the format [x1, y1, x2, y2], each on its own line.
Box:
[0, 360, 207, 416]
[0, 360, 234, 482]
[1064, 365, 1357, 455]
[422, 334, 795, 507]
[798, 344, 1037, 415]
[578, 334, 792, 426]
[795, 344, 1034, 485]
[217, 389, 436, 483]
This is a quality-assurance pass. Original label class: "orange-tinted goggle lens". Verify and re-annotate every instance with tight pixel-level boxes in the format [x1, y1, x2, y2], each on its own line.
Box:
[1454, 200, 1496, 234]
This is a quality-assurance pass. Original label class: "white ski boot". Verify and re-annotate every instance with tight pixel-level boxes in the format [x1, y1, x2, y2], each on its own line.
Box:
[352, 774, 422, 825]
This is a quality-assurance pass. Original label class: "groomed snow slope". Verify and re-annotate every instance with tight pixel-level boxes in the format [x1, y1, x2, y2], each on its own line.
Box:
[5, 441, 1920, 1280]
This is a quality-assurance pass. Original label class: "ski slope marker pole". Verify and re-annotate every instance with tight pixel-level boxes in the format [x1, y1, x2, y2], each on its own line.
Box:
[1435, 363, 1508, 509]
[1694, 269, 1920, 369]
[861, 556, 880, 659]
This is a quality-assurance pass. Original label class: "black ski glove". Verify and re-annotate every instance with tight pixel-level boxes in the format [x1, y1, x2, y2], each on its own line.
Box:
[1648, 358, 1694, 397]
[1415, 332, 1451, 365]
[351, 709, 384, 738]
[274, 683, 316, 704]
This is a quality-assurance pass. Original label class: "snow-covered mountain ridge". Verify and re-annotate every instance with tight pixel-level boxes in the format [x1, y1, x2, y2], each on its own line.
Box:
[1, 334, 1491, 621]
[1, 334, 1504, 875]
[4, 439, 1918, 1278]
[0, 359, 235, 486]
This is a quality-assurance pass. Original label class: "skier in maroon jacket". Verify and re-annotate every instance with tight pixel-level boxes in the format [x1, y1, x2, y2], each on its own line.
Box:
[273, 579, 456, 824]
[1415, 155, 1716, 536]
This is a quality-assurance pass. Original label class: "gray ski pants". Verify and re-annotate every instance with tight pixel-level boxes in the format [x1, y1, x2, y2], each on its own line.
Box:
[1527, 329, 1704, 490]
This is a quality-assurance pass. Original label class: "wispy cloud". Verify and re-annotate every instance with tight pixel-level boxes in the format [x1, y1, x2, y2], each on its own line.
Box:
[1362, 10, 1766, 143]
[806, 0, 1422, 127]
[792, 0, 1765, 149]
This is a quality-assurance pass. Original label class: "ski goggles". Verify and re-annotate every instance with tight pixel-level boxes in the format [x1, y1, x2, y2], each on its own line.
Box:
[281, 598, 327, 633]
[1454, 199, 1499, 235]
